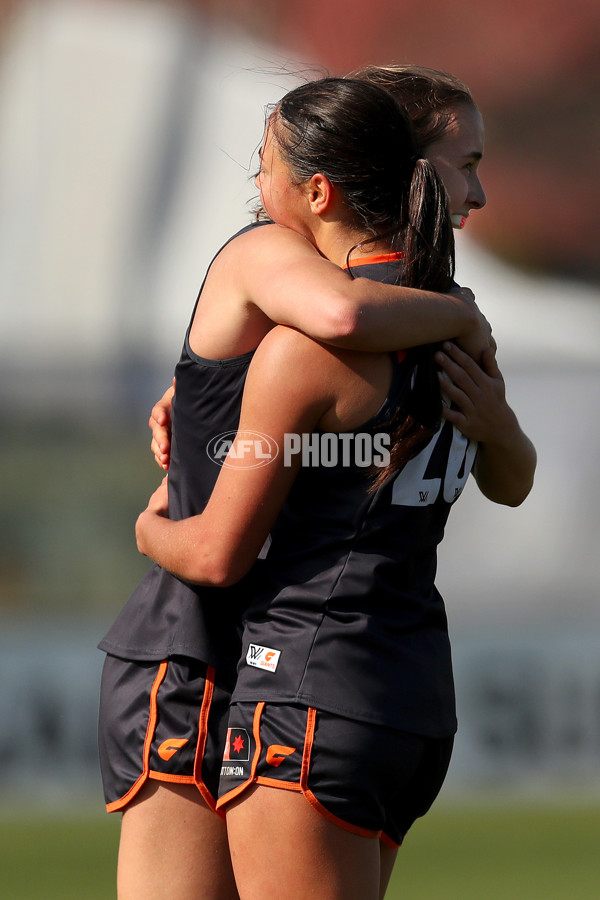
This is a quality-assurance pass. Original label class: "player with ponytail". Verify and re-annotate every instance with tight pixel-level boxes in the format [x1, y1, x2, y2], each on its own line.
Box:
[100, 74, 496, 900]
[137, 76, 535, 900]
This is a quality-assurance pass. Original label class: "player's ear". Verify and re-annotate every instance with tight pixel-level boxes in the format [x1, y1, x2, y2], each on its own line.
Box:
[304, 173, 334, 215]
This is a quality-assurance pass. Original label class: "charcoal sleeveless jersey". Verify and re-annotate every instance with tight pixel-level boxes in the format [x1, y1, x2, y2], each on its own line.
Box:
[99, 223, 266, 672]
[231, 256, 477, 738]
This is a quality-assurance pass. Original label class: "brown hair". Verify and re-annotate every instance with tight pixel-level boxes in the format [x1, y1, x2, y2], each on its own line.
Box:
[350, 64, 477, 152]
[271, 76, 454, 291]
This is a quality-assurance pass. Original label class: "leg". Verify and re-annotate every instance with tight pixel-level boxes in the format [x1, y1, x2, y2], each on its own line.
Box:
[226, 784, 382, 900]
[117, 780, 239, 900]
[379, 843, 398, 899]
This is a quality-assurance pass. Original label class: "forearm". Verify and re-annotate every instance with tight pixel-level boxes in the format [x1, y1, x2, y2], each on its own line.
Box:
[241, 226, 487, 354]
[331, 279, 482, 352]
[136, 511, 224, 585]
[474, 414, 537, 506]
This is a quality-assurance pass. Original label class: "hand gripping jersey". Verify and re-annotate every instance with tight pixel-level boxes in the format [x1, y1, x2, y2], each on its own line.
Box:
[99, 224, 266, 672]
[231, 256, 477, 738]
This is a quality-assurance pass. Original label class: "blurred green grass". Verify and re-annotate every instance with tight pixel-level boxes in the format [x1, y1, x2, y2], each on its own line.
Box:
[1, 803, 597, 899]
[1, 418, 158, 618]
[393, 803, 599, 899]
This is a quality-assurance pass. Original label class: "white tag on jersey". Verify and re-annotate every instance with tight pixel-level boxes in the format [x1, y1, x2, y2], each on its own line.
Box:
[246, 643, 281, 673]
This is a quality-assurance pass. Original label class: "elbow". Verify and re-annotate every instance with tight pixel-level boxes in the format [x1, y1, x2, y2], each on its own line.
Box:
[482, 477, 534, 508]
[501, 492, 529, 509]
[204, 564, 244, 589]
[502, 455, 537, 508]
[315, 293, 361, 342]
[184, 552, 249, 588]
[506, 479, 535, 508]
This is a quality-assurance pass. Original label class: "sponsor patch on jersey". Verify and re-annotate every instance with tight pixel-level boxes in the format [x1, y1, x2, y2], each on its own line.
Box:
[246, 643, 281, 673]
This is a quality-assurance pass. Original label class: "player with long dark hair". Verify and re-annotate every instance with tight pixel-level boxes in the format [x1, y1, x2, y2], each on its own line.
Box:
[99, 74, 493, 900]
[136, 76, 535, 900]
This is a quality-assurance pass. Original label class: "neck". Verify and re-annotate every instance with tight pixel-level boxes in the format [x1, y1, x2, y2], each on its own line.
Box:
[311, 219, 394, 268]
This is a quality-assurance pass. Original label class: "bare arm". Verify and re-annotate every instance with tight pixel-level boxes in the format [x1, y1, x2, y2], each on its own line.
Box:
[137, 328, 335, 584]
[148, 225, 492, 470]
[435, 342, 536, 506]
[237, 225, 489, 353]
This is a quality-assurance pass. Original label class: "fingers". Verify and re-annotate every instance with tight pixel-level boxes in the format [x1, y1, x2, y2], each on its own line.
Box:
[450, 285, 476, 303]
[147, 475, 169, 515]
[149, 385, 174, 470]
[149, 407, 172, 471]
[437, 372, 472, 417]
[435, 341, 482, 389]
[480, 345, 502, 380]
[440, 400, 465, 424]
[150, 384, 175, 429]
[150, 432, 170, 471]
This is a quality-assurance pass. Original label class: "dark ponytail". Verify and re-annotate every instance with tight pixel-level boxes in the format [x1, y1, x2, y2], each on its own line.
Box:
[370, 158, 455, 490]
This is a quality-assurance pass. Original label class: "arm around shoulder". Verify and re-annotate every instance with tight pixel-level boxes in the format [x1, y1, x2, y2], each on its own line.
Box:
[236, 225, 490, 353]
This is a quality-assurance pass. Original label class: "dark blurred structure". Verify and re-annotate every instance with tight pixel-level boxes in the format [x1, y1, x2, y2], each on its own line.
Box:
[190, 0, 600, 285]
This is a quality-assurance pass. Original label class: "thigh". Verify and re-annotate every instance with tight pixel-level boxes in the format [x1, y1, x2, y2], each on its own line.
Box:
[118, 780, 239, 900]
[379, 844, 399, 900]
[226, 783, 382, 900]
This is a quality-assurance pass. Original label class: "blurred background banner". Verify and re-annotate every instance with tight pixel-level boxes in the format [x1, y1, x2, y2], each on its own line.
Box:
[1, 0, 599, 813]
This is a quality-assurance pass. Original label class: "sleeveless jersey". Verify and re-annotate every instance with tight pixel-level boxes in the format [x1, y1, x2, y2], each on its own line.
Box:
[99, 223, 266, 671]
[231, 257, 477, 737]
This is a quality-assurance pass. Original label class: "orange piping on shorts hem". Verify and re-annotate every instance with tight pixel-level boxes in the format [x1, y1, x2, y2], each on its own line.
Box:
[217, 701, 265, 810]
[255, 775, 302, 791]
[380, 830, 402, 850]
[105, 660, 168, 814]
[192, 664, 220, 814]
[299, 707, 381, 840]
[148, 771, 196, 785]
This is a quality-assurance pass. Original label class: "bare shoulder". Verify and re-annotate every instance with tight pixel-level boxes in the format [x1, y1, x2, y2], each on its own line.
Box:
[250, 326, 374, 400]
[219, 222, 318, 266]
[251, 325, 342, 378]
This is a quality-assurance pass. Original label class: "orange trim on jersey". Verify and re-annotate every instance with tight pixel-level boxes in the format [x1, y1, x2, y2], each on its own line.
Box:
[105, 659, 168, 813]
[343, 251, 404, 270]
[217, 701, 265, 810]
[193, 664, 221, 815]
[300, 708, 381, 840]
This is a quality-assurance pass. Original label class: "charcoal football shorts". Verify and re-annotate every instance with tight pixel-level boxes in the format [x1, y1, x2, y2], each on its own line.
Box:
[98, 654, 232, 815]
[217, 701, 453, 847]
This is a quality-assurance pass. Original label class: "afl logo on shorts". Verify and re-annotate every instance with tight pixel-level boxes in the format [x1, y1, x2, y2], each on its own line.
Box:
[206, 431, 279, 468]
[246, 643, 281, 673]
